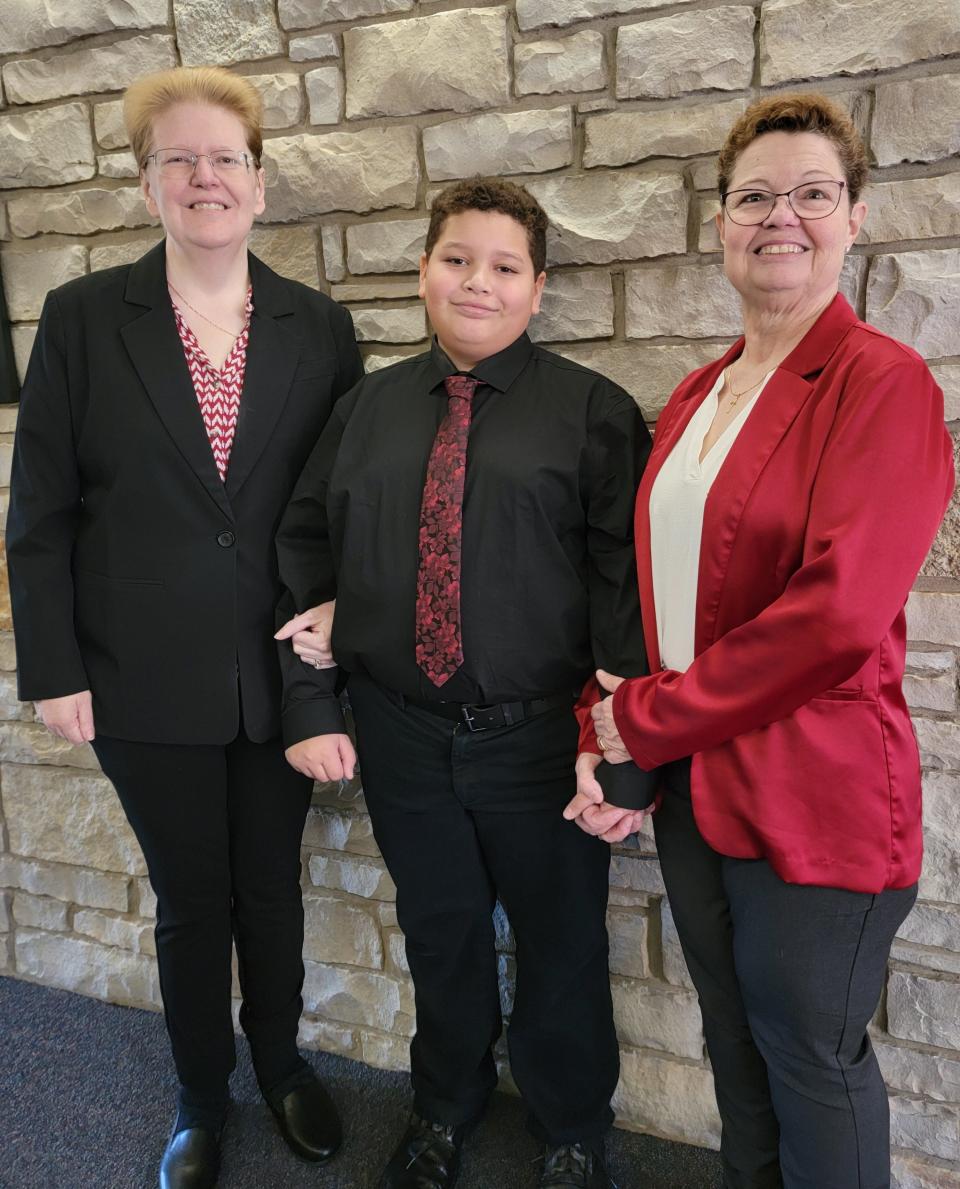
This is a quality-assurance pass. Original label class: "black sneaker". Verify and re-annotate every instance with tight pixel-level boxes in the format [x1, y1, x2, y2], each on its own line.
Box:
[379, 1112, 467, 1188]
[539, 1143, 617, 1188]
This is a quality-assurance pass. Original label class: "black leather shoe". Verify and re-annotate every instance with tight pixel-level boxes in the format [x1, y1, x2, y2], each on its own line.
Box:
[159, 1127, 220, 1189]
[269, 1075, 342, 1162]
[539, 1143, 617, 1188]
[379, 1113, 466, 1188]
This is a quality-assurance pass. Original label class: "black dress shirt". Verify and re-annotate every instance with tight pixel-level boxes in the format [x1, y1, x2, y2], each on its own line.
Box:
[277, 333, 652, 754]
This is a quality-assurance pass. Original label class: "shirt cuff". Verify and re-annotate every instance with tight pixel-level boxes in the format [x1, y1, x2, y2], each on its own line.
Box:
[595, 760, 659, 810]
[281, 696, 347, 748]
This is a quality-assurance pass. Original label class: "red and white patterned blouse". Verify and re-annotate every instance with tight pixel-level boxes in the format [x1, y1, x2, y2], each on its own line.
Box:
[171, 287, 254, 481]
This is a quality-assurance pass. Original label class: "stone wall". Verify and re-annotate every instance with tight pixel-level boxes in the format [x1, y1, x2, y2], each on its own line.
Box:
[1, 0, 958, 1182]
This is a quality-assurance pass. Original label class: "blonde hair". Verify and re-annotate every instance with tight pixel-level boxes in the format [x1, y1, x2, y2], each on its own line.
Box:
[718, 92, 868, 203]
[124, 66, 264, 169]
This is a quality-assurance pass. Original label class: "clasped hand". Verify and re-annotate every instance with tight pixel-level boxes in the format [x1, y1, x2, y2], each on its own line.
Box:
[275, 599, 336, 668]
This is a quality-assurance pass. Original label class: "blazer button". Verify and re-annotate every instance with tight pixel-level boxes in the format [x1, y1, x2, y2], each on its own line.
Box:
[216, 530, 236, 548]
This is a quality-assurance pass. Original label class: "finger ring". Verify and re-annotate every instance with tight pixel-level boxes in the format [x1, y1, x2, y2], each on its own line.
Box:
[312, 660, 322, 670]
[597, 736, 606, 751]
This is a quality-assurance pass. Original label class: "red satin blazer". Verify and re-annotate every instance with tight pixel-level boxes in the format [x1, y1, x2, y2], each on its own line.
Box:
[611, 295, 954, 893]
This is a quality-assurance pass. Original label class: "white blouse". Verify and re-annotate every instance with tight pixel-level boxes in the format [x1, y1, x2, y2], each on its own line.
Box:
[649, 370, 773, 673]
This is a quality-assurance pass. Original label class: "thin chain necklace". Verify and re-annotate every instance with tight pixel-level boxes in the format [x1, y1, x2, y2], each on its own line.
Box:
[723, 366, 768, 408]
[168, 281, 244, 339]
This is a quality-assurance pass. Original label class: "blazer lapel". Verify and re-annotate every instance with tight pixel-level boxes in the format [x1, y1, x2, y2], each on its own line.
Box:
[224, 253, 300, 502]
[120, 242, 234, 521]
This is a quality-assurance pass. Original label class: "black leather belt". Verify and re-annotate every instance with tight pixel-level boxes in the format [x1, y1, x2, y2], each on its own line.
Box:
[403, 691, 573, 731]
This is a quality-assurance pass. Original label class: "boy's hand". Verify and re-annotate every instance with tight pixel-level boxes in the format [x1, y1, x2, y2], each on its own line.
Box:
[275, 600, 336, 669]
[285, 734, 356, 783]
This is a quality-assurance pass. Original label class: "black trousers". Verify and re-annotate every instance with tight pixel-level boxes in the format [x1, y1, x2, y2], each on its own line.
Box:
[93, 731, 314, 1109]
[348, 672, 619, 1149]
[654, 759, 916, 1189]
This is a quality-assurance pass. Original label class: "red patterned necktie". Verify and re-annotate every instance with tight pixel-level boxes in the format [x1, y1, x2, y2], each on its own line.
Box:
[415, 374, 479, 686]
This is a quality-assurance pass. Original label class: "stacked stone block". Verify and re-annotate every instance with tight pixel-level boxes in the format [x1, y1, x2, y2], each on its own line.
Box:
[0, 1, 957, 1181]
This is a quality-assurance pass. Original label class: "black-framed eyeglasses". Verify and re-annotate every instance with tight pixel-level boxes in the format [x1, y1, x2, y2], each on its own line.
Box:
[142, 148, 257, 175]
[721, 179, 846, 225]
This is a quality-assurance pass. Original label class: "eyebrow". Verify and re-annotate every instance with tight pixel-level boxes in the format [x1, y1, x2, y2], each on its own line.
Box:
[730, 168, 839, 188]
[439, 241, 526, 262]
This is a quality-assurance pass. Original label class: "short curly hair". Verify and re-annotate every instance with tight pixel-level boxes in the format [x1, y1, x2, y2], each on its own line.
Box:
[425, 177, 549, 276]
[125, 66, 264, 170]
[718, 92, 868, 203]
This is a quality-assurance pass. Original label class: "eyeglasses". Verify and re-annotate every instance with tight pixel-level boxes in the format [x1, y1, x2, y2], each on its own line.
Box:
[143, 148, 257, 175]
[721, 179, 846, 225]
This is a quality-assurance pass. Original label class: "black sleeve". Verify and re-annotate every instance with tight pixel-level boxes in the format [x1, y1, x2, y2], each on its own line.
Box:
[333, 302, 364, 397]
[6, 292, 89, 701]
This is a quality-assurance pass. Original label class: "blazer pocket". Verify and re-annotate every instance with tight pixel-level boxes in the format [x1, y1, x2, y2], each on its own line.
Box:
[292, 359, 338, 384]
[810, 685, 863, 702]
[75, 569, 165, 588]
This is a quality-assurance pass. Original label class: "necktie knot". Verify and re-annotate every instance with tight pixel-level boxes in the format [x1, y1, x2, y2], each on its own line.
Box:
[444, 374, 478, 403]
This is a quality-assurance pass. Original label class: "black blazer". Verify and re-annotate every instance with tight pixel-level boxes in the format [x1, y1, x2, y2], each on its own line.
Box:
[7, 241, 363, 745]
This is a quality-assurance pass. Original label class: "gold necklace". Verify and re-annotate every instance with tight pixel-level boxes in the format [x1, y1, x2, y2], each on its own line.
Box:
[723, 367, 765, 407]
[168, 282, 244, 339]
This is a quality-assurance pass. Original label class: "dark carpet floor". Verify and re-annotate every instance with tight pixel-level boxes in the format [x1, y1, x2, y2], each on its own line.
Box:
[0, 976, 721, 1189]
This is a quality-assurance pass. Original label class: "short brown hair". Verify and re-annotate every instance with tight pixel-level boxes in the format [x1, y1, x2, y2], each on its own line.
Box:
[717, 92, 868, 202]
[124, 66, 264, 170]
[425, 177, 549, 276]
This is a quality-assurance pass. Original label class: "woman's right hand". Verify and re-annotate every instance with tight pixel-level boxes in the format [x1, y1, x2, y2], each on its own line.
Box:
[35, 691, 95, 745]
[275, 600, 336, 669]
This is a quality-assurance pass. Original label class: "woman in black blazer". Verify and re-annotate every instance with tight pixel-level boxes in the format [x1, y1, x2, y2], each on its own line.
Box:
[6, 67, 362, 1189]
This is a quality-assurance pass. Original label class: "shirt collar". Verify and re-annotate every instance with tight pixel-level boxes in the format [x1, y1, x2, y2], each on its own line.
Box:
[427, 333, 534, 393]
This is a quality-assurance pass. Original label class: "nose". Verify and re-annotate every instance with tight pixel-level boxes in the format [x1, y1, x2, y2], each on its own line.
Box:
[464, 264, 492, 293]
[190, 154, 218, 186]
[761, 192, 800, 226]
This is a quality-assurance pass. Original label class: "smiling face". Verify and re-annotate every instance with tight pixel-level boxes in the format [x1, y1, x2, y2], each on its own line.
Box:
[717, 130, 867, 314]
[140, 101, 265, 254]
[418, 209, 546, 371]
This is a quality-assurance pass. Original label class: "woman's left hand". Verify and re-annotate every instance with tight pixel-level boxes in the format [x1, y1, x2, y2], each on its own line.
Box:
[590, 669, 628, 754]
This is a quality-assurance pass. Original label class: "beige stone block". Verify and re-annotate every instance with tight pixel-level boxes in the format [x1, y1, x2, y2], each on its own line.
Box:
[891, 1151, 960, 1188]
[515, 32, 606, 97]
[626, 261, 740, 340]
[360, 1028, 411, 1071]
[617, 7, 755, 100]
[0, 103, 96, 191]
[918, 770, 960, 906]
[352, 306, 426, 345]
[174, 0, 283, 67]
[888, 968, 960, 1050]
[698, 197, 722, 254]
[345, 9, 510, 120]
[331, 280, 420, 303]
[302, 961, 410, 1030]
[612, 977, 703, 1059]
[302, 891, 383, 968]
[98, 153, 139, 180]
[517, 0, 696, 30]
[134, 877, 157, 918]
[608, 852, 667, 897]
[8, 187, 154, 239]
[3, 35, 177, 105]
[908, 593, 960, 649]
[4, 763, 146, 876]
[0, 441, 11, 489]
[386, 929, 409, 974]
[2, 245, 87, 321]
[529, 171, 686, 266]
[305, 67, 342, 126]
[866, 250, 960, 360]
[74, 908, 155, 955]
[585, 98, 747, 170]
[248, 225, 320, 289]
[279, 0, 414, 28]
[363, 352, 412, 373]
[0, 853, 129, 912]
[15, 927, 160, 1009]
[529, 269, 614, 343]
[861, 175, 960, 245]
[0, 407, 16, 433]
[5, 0, 168, 54]
[289, 34, 340, 62]
[660, 898, 695, 990]
[760, 0, 960, 86]
[559, 341, 724, 419]
[0, 632, 17, 672]
[309, 852, 396, 900]
[423, 108, 573, 182]
[94, 101, 129, 151]
[889, 1096, 960, 1162]
[346, 218, 429, 275]
[607, 907, 650, 979]
[875, 1037, 960, 1104]
[923, 434, 958, 579]
[0, 891, 9, 932]
[297, 1015, 356, 1056]
[614, 1047, 720, 1147]
[692, 158, 719, 192]
[302, 804, 380, 856]
[916, 719, 960, 772]
[12, 891, 69, 931]
[890, 940, 960, 977]
[264, 127, 419, 221]
[903, 652, 957, 714]
[11, 325, 37, 384]
[874, 76, 960, 167]
[0, 671, 31, 721]
[89, 235, 164, 274]
[321, 225, 345, 283]
[0, 722, 100, 770]
[248, 74, 304, 130]
[930, 363, 959, 423]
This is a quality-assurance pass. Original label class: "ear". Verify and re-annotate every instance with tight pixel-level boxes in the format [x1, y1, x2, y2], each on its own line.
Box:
[140, 168, 160, 220]
[253, 164, 266, 218]
[715, 205, 726, 246]
[846, 199, 867, 248]
[417, 251, 429, 300]
[530, 270, 546, 315]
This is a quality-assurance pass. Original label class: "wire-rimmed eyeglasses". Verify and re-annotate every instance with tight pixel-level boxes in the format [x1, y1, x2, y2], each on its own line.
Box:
[721, 179, 846, 226]
[142, 148, 257, 175]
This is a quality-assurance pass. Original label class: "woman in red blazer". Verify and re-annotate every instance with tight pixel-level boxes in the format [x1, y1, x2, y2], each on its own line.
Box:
[569, 94, 954, 1187]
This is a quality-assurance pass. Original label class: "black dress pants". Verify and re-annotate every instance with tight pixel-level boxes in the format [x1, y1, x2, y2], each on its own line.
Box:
[654, 759, 916, 1189]
[93, 731, 314, 1111]
[348, 672, 619, 1149]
